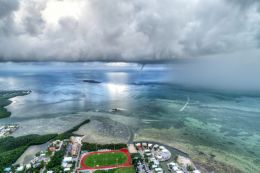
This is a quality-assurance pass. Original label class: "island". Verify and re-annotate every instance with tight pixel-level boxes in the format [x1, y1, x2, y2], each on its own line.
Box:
[82, 80, 101, 84]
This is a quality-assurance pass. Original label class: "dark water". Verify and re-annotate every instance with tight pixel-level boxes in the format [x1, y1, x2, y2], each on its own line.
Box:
[0, 62, 260, 172]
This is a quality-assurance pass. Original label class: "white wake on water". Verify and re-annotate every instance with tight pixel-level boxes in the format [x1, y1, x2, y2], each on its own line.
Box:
[179, 96, 190, 112]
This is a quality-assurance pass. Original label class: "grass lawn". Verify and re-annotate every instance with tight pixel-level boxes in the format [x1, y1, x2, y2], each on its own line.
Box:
[94, 167, 135, 173]
[85, 152, 127, 167]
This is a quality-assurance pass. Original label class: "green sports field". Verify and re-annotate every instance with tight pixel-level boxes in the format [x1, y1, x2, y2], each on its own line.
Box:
[94, 167, 136, 173]
[84, 152, 127, 167]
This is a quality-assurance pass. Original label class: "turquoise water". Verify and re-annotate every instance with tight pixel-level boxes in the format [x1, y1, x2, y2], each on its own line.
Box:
[0, 62, 259, 172]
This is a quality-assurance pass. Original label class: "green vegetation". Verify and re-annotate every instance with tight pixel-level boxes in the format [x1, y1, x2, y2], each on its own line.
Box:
[94, 167, 135, 173]
[46, 149, 65, 172]
[0, 118, 91, 171]
[25, 160, 45, 173]
[0, 134, 56, 171]
[131, 153, 142, 166]
[131, 153, 142, 160]
[0, 90, 30, 119]
[187, 164, 194, 171]
[85, 152, 127, 167]
[0, 91, 91, 171]
[54, 119, 90, 140]
[0, 100, 11, 118]
[82, 143, 127, 152]
[0, 97, 13, 119]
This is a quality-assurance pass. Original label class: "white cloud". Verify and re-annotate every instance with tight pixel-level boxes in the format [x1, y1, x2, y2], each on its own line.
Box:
[0, 0, 260, 62]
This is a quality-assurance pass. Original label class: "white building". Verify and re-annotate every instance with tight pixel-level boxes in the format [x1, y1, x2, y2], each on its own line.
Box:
[176, 170, 184, 173]
[155, 167, 163, 173]
[16, 166, 24, 172]
[193, 170, 201, 173]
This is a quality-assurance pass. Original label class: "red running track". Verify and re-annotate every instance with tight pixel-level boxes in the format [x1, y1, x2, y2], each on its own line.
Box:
[78, 148, 132, 171]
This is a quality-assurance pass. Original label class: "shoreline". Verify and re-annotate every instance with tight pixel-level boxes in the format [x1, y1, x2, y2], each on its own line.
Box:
[0, 90, 31, 119]
[0, 90, 256, 173]
[134, 136, 245, 173]
[15, 141, 51, 165]
[133, 140, 189, 158]
[0, 112, 248, 173]
[0, 118, 91, 169]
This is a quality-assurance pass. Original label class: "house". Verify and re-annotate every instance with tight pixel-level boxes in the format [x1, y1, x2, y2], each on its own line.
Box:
[4, 167, 11, 173]
[193, 170, 201, 173]
[153, 144, 159, 149]
[64, 167, 70, 172]
[155, 167, 163, 173]
[16, 165, 24, 172]
[152, 164, 157, 169]
[142, 142, 148, 147]
[70, 136, 82, 157]
[144, 149, 150, 153]
[176, 170, 184, 173]
[148, 143, 153, 149]
[25, 164, 31, 169]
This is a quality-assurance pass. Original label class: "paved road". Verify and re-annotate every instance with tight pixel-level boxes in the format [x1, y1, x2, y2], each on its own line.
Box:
[127, 126, 134, 144]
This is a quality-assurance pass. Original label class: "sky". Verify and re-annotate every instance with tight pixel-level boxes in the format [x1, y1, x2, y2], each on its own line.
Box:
[1, 0, 260, 92]
[0, 0, 260, 63]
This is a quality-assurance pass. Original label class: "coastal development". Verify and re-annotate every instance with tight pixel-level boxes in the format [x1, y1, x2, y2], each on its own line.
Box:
[0, 69, 259, 173]
[0, 124, 19, 138]
[0, 90, 201, 173]
[2, 132, 201, 173]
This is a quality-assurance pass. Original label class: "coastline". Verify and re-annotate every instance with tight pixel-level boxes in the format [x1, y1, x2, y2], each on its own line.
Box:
[0, 118, 91, 169]
[133, 140, 189, 158]
[134, 131, 249, 173]
[0, 90, 31, 119]
[15, 142, 51, 165]
[0, 89, 258, 173]
[0, 110, 255, 173]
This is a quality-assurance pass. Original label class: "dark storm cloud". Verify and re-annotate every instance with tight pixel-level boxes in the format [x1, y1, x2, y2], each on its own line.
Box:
[0, 0, 19, 18]
[21, 2, 46, 36]
[0, 0, 19, 36]
[0, 0, 260, 62]
[169, 49, 260, 92]
[228, 0, 260, 7]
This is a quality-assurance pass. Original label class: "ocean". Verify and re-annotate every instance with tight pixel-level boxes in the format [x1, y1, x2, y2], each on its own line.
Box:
[0, 62, 259, 172]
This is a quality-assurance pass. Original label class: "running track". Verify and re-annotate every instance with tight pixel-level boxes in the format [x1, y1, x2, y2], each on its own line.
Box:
[78, 148, 132, 171]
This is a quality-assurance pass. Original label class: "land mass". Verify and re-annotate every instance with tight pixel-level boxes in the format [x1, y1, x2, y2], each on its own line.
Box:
[82, 79, 101, 83]
[0, 90, 31, 119]
[0, 119, 90, 171]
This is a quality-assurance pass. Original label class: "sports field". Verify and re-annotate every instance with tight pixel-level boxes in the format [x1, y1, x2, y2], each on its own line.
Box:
[79, 148, 132, 171]
[84, 151, 127, 167]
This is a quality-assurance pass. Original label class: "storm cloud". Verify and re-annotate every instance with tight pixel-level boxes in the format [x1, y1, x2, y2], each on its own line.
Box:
[0, 0, 260, 62]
